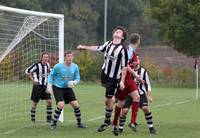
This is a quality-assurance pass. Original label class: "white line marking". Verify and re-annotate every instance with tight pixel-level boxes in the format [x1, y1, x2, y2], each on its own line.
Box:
[175, 99, 192, 105]
[87, 116, 104, 122]
[2, 127, 24, 135]
[153, 103, 172, 108]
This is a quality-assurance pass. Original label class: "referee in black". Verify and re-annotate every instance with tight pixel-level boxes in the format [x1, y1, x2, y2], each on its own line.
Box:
[25, 52, 52, 123]
[77, 26, 128, 132]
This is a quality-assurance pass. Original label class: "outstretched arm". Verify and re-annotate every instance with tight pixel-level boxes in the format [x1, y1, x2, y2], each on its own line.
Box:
[77, 45, 98, 51]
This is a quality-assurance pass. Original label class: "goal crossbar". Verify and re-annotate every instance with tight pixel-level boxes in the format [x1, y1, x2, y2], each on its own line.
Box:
[0, 5, 64, 19]
[0, 5, 64, 63]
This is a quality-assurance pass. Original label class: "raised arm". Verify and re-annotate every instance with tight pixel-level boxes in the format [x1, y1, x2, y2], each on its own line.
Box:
[77, 41, 111, 52]
[77, 45, 98, 51]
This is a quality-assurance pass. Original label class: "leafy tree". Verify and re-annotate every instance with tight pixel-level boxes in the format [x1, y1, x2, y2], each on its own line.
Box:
[0, 0, 42, 11]
[64, 0, 99, 49]
[148, 0, 200, 57]
[95, 0, 158, 46]
[96, 0, 144, 41]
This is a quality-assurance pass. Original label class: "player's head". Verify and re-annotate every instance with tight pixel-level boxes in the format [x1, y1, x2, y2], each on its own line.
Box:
[129, 33, 140, 48]
[64, 50, 74, 65]
[41, 52, 49, 64]
[112, 26, 127, 43]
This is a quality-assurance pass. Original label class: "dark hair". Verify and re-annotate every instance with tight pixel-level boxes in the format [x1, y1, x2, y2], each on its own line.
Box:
[113, 26, 128, 43]
[64, 50, 73, 56]
[41, 52, 49, 59]
[129, 33, 140, 44]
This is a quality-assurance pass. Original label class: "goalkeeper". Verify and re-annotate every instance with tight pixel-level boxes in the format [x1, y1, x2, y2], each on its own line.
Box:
[47, 50, 87, 130]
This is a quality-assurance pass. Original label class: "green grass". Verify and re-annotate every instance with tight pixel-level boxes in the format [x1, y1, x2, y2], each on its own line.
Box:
[0, 84, 200, 138]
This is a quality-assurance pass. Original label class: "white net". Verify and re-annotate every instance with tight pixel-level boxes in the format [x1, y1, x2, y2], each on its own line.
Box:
[0, 7, 63, 122]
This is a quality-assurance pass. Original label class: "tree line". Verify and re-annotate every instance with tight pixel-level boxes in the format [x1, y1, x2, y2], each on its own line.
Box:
[0, 0, 158, 49]
[0, 0, 199, 57]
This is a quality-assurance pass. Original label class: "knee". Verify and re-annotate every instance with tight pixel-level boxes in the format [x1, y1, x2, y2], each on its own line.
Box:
[57, 102, 65, 109]
[142, 107, 150, 113]
[46, 100, 52, 105]
[121, 108, 129, 117]
[32, 102, 38, 108]
[71, 101, 79, 109]
[116, 100, 124, 108]
[105, 98, 112, 108]
[132, 94, 140, 102]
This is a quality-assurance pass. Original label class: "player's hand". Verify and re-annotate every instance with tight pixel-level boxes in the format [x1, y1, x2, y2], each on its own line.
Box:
[136, 75, 145, 84]
[67, 80, 78, 88]
[77, 45, 85, 51]
[119, 81, 125, 90]
[132, 61, 139, 67]
[46, 84, 53, 94]
[32, 80, 39, 85]
[147, 96, 153, 103]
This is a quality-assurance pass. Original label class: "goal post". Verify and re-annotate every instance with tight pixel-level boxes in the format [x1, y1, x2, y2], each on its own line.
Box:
[0, 5, 64, 122]
[194, 58, 199, 100]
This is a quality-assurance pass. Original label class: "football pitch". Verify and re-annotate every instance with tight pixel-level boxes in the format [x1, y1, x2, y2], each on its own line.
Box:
[0, 84, 200, 138]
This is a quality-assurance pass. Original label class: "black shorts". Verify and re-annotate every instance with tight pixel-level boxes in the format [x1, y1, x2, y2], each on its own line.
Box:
[101, 71, 119, 98]
[123, 93, 149, 109]
[31, 85, 51, 102]
[53, 85, 77, 104]
[139, 93, 148, 107]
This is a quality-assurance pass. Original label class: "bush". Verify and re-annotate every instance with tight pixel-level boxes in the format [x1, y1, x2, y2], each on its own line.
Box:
[74, 51, 102, 81]
[175, 68, 194, 85]
[0, 55, 14, 80]
[141, 56, 162, 83]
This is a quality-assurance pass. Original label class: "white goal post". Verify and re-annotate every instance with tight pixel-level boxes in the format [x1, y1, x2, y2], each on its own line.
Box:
[0, 5, 64, 122]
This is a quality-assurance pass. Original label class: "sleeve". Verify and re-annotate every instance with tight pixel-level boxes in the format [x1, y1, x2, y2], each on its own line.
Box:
[74, 65, 80, 83]
[97, 41, 110, 53]
[145, 71, 151, 92]
[121, 47, 128, 67]
[25, 63, 37, 74]
[48, 64, 58, 84]
[127, 45, 133, 61]
[47, 62, 51, 73]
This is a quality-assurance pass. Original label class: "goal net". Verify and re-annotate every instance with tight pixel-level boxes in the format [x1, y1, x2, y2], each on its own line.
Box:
[0, 5, 64, 123]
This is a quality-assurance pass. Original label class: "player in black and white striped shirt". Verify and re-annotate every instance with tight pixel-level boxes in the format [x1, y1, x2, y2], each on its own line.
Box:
[25, 52, 52, 123]
[122, 57, 157, 134]
[77, 26, 128, 132]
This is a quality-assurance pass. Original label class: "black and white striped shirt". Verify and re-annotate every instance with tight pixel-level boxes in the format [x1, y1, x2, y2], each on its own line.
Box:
[97, 41, 128, 79]
[25, 61, 50, 86]
[134, 66, 151, 95]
